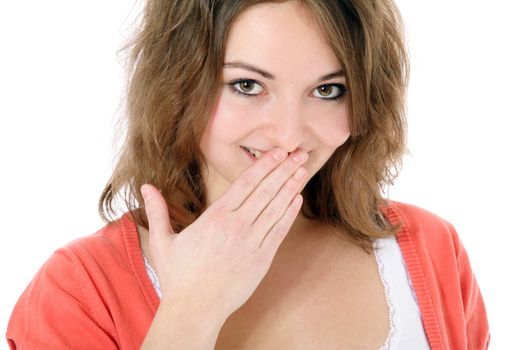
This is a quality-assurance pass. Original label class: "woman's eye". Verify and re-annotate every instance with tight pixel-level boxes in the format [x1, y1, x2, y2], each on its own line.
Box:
[229, 79, 264, 96]
[228, 80, 346, 100]
[313, 84, 346, 100]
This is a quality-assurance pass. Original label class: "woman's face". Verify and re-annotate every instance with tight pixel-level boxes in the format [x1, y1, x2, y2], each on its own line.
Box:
[199, 1, 351, 204]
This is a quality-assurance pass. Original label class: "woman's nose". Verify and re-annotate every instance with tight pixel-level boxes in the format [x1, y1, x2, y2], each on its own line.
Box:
[263, 98, 310, 153]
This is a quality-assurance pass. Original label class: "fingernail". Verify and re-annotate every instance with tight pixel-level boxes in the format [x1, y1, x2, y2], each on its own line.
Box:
[294, 167, 306, 179]
[293, 151, 308, 162]
[273, 149, 287, 161]
[141, 185, 151, 201]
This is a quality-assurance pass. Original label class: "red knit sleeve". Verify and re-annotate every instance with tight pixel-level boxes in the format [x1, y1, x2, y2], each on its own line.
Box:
[450, 225, 491, 349]
[6, 248, 120, 350]
[387, 201, 491, 349]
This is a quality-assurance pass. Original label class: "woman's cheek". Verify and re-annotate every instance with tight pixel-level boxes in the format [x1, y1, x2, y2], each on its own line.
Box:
[206, 100, 245, 141]
[335, 118, 352, 146]
[314, 110, 351, 147]
[210, 92, 261, 131]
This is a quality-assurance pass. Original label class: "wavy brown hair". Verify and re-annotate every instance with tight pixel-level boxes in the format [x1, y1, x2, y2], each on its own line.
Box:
[99, 0, 410, 253]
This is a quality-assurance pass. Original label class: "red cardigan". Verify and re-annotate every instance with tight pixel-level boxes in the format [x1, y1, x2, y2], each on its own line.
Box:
[6, 201, 490, 349]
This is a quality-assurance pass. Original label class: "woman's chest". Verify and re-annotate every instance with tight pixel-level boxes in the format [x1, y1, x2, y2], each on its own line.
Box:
[215, 235, 390, 349]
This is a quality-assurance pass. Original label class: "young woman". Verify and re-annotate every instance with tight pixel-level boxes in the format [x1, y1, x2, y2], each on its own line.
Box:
[7, 0, 490, 349]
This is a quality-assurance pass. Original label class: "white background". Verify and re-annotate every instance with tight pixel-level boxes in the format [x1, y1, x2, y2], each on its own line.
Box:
[1, 0, 523, 348]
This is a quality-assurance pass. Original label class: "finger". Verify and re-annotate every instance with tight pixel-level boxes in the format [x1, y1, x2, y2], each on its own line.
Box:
[238, 149, 308, 224]
[257, 193, 303, 253]
[218, 147, 288, 211]
[141, 184, 174, 244]
[251, 166, 307, 235]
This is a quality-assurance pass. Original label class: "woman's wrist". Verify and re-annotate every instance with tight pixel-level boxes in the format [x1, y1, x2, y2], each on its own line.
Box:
[141, 297, 227, 350]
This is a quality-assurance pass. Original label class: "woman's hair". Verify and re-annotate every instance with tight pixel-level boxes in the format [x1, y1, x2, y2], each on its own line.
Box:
[99, 0, 409, 253]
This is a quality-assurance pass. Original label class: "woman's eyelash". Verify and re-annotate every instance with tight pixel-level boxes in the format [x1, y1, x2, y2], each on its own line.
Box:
[227, 79, 262, 98]
[320, 84, 347, 101]
[226, 79, 347, 101]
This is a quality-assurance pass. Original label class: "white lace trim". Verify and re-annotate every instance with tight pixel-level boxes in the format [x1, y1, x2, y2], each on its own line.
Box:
[374, 240, 396, 350]
[143, 255, 162, 298]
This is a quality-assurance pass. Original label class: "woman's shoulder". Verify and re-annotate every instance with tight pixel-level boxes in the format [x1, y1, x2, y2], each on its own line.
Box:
[23, 213, 140, 289]
[383, 200, 463, 257]
[383, 201, 490, 349]
[59, 213, 139, 261]
[23, 213, 142, 299]
[385, 200, 454, 231]
[7, 214, 153, 349]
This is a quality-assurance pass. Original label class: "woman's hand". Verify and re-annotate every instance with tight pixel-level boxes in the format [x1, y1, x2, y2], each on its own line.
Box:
[141, 148, 308, 320]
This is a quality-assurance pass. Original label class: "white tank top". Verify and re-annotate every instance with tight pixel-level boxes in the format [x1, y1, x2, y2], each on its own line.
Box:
[144, 235, 431, 349]
[374, 236, 431, 349]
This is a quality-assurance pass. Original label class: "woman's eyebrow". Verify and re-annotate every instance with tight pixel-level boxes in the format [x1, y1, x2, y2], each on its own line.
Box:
[223, 60, 345, 82]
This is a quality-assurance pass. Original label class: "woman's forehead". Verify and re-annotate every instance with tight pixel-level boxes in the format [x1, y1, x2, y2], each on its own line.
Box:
[223, 2, 342, 80]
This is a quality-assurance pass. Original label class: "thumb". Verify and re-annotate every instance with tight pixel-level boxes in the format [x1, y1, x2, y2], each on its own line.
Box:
[141, 184, 174, 242]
